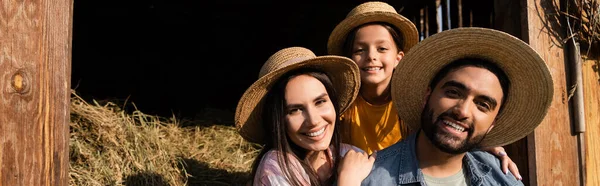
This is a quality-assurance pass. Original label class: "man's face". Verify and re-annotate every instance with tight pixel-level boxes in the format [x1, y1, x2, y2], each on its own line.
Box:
[421, 66, 504, 154]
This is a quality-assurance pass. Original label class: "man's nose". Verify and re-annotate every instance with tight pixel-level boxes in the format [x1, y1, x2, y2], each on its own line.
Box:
[452, 100, 472, 120]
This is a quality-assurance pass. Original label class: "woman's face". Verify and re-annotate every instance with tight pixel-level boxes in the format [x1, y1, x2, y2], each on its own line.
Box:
[284, 74, 336, 151]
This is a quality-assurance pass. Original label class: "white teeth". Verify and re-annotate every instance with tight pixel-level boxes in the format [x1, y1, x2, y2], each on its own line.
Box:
[443, 120, 465, 132]
[306, 127, 325, 137]
[363, 67, 381, 71]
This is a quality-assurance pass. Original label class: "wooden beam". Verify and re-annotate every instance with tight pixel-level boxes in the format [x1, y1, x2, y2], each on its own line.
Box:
[583, 59, 600, 186]
[493, 0, 529, 184]
[521, 0, 580, 185]
[0, 0, 72, 185]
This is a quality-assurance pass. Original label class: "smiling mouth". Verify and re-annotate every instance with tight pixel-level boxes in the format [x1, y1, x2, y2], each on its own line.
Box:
[305, 126, 326, 137]
[362, 67, 382, 71]
[443, 120, 465, 132]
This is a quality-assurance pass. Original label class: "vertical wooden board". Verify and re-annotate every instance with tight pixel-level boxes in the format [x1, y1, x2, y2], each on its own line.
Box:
[492, 0, 529, 184]
[522, 0, 580, 185]
[0, 0, 72, 185]
[583, 59, 600, 186]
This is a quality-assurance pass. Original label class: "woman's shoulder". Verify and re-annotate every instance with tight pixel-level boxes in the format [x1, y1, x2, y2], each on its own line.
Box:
[257, 150, 283, 170]
[253, 149, 306, 186]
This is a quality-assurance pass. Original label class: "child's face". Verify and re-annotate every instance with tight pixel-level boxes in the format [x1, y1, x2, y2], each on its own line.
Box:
[350, 24, 403, 88]
[284, 74, 336, 151]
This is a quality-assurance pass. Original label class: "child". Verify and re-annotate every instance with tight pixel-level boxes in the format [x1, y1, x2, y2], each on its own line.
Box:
[235, 47, 373, 186]
[327, 1, 521, 179]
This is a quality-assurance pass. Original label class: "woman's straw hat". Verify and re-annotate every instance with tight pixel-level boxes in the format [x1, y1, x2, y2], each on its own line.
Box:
[235, 47, 360, 144]
[391, 27, 554, 147]
[327, 1, 419, 55]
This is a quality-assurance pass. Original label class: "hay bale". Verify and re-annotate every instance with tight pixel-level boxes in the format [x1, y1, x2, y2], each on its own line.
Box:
[69, 91, 260, 186]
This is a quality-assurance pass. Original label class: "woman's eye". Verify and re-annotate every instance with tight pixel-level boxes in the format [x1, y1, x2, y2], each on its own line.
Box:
[288, 108, 300, 114]
[315, 99, 327, 105]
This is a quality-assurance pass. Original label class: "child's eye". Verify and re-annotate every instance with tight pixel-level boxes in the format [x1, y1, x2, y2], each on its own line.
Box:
[378, 47, 389, 52]
[353, 49, 364, 54]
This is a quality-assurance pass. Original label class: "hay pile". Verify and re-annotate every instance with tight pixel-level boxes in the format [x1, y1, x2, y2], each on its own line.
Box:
[69, 92, 260, 186]
[564, 0, 600, 58]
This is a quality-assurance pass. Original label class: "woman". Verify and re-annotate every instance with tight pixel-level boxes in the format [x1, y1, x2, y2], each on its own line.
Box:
[235, 47, 373, 186]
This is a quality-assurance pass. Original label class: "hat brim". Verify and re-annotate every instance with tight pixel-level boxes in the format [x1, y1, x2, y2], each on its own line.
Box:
[235, 56, 360, 144]
[391, 28, 554, 147]
[328, 12, 419, 55]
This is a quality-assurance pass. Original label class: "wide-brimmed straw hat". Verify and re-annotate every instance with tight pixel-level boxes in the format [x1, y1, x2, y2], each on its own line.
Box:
[235, 47, 361, 144]
[327, 1, 419, 55]
[391, 27, 554, 147]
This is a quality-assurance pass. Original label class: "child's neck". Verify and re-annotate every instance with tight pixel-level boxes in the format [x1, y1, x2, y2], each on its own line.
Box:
[360, 83, 392, 105]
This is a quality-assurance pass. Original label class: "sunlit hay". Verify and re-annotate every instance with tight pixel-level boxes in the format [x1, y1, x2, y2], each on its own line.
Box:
[69, 91, 261, 186]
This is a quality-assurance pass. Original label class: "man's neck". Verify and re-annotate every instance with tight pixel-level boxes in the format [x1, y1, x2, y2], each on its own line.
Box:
[416, 131, 466, 178]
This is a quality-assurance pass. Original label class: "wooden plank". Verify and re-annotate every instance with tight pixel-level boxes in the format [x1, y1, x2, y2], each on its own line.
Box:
[492, 0, 529, 185]
[435, 0, 442, 32]
[0, 0, 72, 185]
[457, 0, 463, 27]
[583, 59, 600, 186]
[521, 0, 580, 185]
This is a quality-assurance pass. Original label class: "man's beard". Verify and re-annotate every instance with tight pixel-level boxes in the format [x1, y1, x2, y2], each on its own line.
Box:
[420, 103, 486, 154]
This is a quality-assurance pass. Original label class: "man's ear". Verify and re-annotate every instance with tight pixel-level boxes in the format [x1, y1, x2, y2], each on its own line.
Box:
[422, 87, 431, 108]
[485, 121, 496, 135]
[394, 51, 404, 68]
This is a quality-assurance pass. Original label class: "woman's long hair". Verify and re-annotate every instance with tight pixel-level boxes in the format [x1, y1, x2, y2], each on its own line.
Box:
[250, 68, 343, 186]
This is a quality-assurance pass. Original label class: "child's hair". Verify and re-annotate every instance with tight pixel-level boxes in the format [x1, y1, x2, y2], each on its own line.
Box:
[250, 68, 343, 186]
[342, 22, 405, 58]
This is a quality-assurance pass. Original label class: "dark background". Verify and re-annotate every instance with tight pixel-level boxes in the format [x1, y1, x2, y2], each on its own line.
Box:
[71, 0, 493, 123]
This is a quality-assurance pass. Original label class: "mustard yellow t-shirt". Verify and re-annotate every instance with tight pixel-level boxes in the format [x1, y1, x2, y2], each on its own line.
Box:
[340, 96, 410, 154]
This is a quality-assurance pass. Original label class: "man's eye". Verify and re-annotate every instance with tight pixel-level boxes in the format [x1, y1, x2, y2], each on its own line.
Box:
[476, 101, 491, 111]
[445, 89, 460, 97]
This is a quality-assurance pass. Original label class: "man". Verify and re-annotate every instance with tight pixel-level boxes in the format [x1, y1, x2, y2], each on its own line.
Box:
[361, 28, 554, 185]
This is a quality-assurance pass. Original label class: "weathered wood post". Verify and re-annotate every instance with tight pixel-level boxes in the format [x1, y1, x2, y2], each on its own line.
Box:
[0, 0, 72, 185]
[495, 0, 584, 185]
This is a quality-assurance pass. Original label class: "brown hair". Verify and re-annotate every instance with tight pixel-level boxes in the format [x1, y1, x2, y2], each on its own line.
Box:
[342, 22, 405, 58]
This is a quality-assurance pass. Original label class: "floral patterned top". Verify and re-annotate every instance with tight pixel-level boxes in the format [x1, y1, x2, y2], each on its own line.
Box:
[253, 143, 362, 186]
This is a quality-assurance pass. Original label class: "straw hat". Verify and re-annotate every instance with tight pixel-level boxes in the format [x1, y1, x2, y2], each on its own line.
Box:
[235, 47, 361, 144]
[327, 1, 419, 55]
[391, 27, 554, 147]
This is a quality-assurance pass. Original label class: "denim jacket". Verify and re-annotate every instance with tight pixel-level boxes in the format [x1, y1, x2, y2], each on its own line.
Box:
[361, 132, 523, 186]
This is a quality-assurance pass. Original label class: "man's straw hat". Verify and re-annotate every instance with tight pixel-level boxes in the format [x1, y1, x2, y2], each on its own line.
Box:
[327, 1, 419, 55]
[235, 47, 360, 144]
[391, 27, 554, 147]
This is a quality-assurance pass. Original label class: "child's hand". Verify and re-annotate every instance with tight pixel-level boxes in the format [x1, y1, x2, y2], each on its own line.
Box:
[337, 149, 376, 186]
[482, 146, 522, 180]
